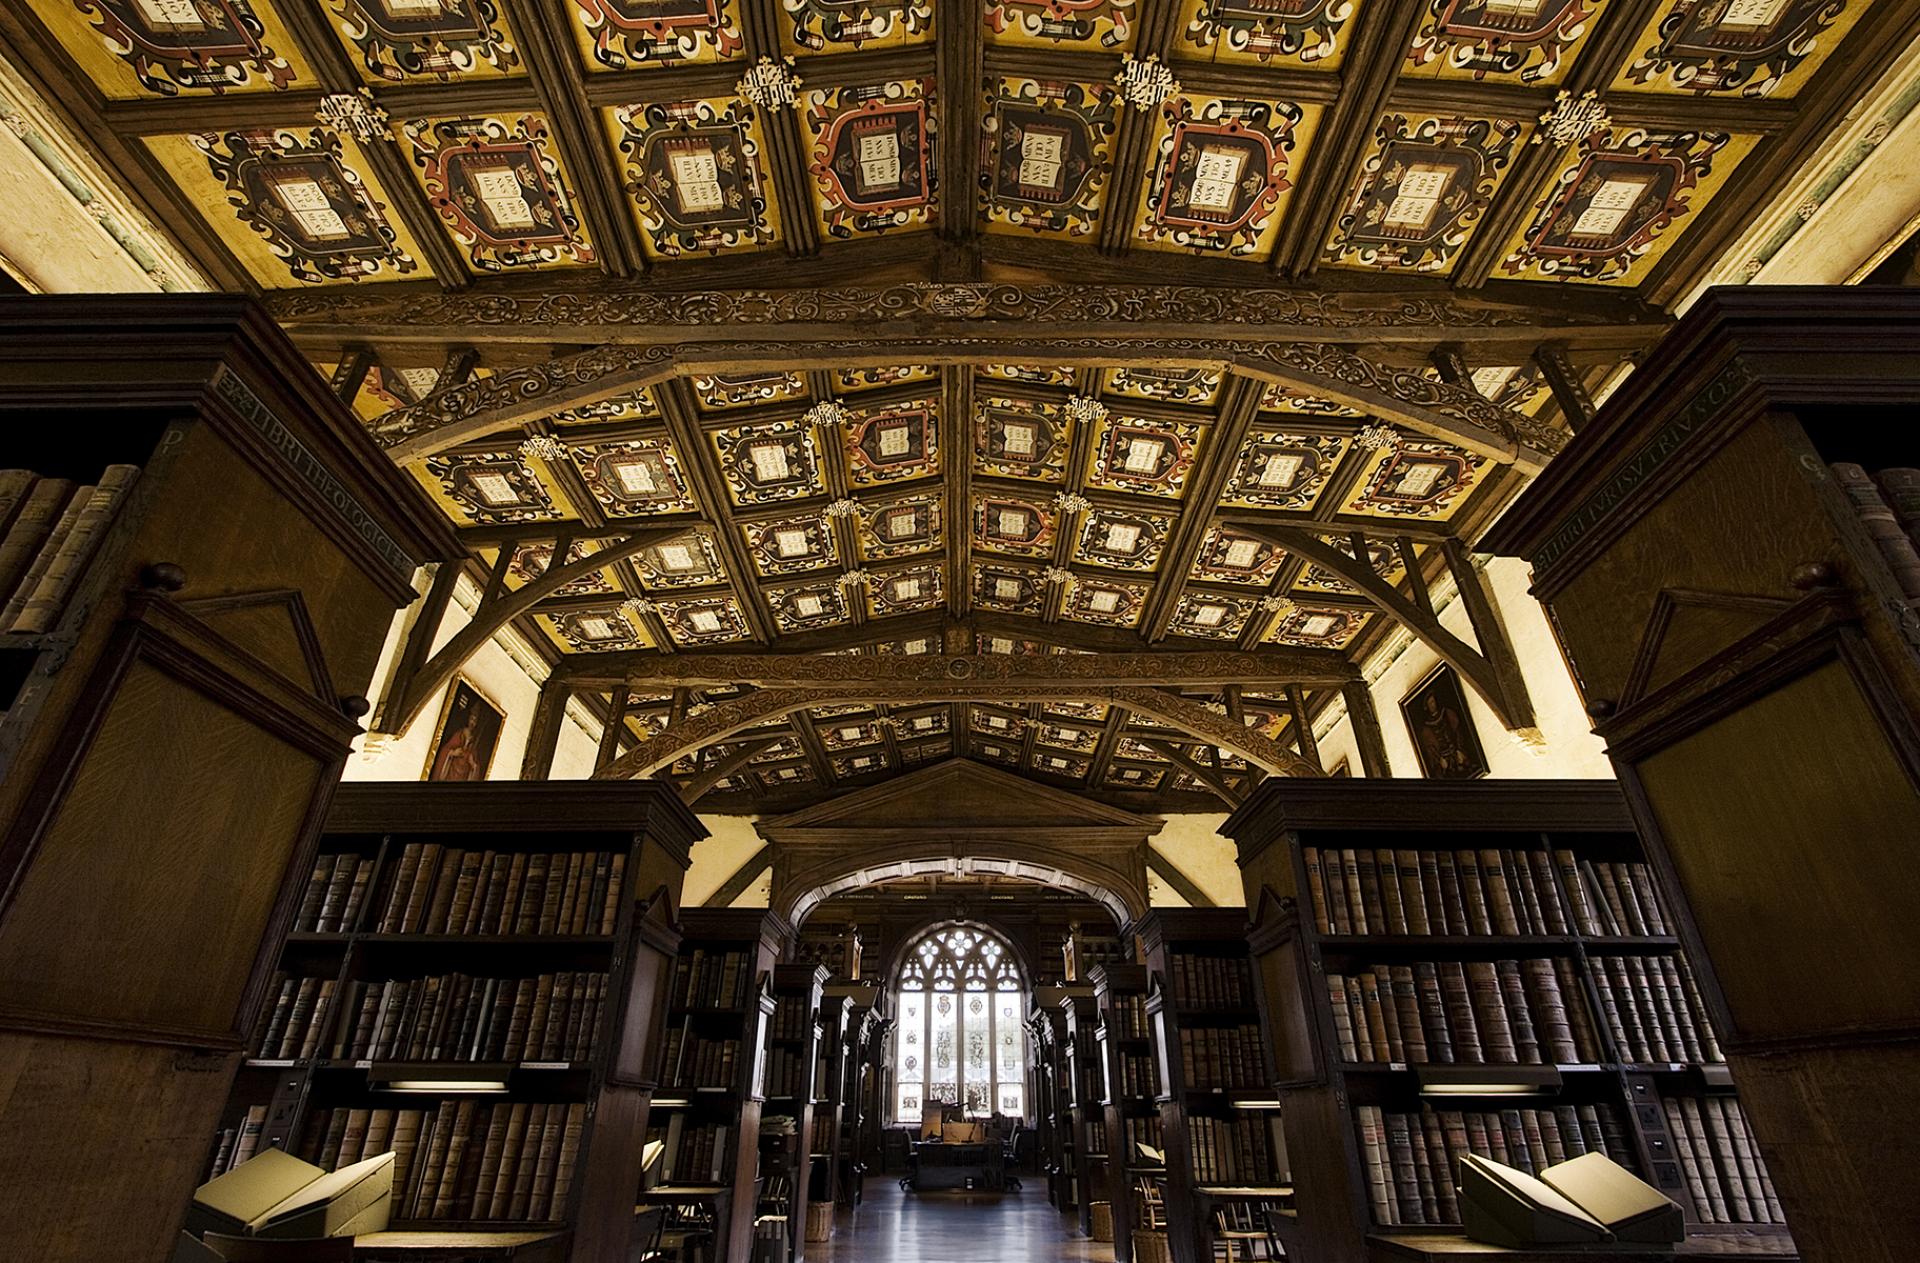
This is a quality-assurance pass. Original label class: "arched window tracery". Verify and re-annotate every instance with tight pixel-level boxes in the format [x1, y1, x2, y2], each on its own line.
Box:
[892, 923, 1026, 1124]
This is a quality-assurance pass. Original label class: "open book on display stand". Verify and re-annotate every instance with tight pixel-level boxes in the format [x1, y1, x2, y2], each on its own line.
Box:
[1460, 1151, 1683, 1248]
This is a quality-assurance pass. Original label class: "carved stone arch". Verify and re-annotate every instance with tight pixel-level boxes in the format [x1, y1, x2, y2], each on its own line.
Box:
[755, 759, 1160, 933]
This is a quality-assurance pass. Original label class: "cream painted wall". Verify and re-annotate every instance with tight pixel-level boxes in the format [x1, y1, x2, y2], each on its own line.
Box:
[683, 816, 769, 908]
[1314, 555, 1611, 781]
[1150, 815, 1240, 907]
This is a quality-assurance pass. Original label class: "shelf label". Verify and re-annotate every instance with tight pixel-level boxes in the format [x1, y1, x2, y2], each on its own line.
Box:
[521, 1061, 570, 1071]
[354, 1059, 372, 1070]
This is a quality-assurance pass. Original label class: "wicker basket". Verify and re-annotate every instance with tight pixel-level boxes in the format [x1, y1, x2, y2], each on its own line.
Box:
[1089, 1202, 1113, 1242]
[805, 1201, 834, 1243]
[1132, 1230, 1172, 1263]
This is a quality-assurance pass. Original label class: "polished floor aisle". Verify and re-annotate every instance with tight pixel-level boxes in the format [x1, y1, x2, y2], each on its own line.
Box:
[812, 1179, 1114, 1263]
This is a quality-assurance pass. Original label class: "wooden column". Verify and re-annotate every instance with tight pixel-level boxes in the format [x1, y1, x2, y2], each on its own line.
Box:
[1340, 681, 1391, 778]
[520, 677, 568, 780]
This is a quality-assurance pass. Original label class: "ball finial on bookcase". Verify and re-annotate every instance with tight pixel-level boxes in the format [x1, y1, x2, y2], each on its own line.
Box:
[140, 561, 187, 593]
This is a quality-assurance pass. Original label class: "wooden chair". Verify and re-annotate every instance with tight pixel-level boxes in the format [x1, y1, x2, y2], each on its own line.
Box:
[656, 1200, 716, 1263]
[751, 1174, 789, 1263]
[1211, 1201, 1277, 1260]
[201, 1235, 353, 1263]
[1135, 1177, 1168, 1230]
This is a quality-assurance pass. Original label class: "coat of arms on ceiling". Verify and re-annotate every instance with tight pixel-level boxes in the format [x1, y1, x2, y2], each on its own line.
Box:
[803, 81, 938, 239]
[1407, 0, 1604, 85]
[1086, 414, 1204, 497]
[867, 564, 944, 615]
[330, 0, 521, 82]
[1138, 95, 1305, 256]
[974, 564, 1047, 614]
[1169, 592, 1258, 640]
[572, 0, 747, 67]
[611, 98, 779, 257]
[1223, 431, 1347, 510]
[188, 127, 419, 283]
[1104, 367, 1222, 405]
[745, 514, 839, 575]
[986, 0, 1136, 48]
[1062, 577, 1149, 626]
[60, 0, 302, 95]
[1498, 126, 1751, 284]
[421, 451, 562, 524]
[976, 396, 1070, 481]
[1615, 0, 1856, 98]
[844, 401, 941, 486]
[782, 0, 932, 51]
[1178, 0, 1353, 66]
[1343, 440, 1481, 518]
[570, 437, 698, 517]
[981, 79, 1119, 237]
[402, 115, 595, 272]
[711, 415, 823, 505]
[859, 494, 943, 559]
[976, 496, 1057, 557]
[1268, 604, 1367, 648]
[1326, 113, 1525, 274]
[505, 538, 618, 597]
[545, 605, 650, 653]
[1077, 507, 1174, 571]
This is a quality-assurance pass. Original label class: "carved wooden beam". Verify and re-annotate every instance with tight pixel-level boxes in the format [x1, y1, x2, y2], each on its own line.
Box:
[703, 845, 774, 907]
[381, 525, 691, 735]
[593, 683, 1322, 779]
[1146, 848, 1218, 907]
[680, 735, 788, 805]
[1137, 738, 1244, 808]
[595, 686, 631, 773]
[556, 647, 1360, 689]
[1341, 680, 1391, 777]
[373, 560, 462, 733]
[520, 678, 569, 780]
[1236, 522, 1534, 729]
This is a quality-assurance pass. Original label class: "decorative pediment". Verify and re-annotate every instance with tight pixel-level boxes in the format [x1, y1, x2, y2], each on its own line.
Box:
[759, 756, 1162, 838]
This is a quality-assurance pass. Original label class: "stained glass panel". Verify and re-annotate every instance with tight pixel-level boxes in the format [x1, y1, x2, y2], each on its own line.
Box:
[891, 922, 1029, 1123]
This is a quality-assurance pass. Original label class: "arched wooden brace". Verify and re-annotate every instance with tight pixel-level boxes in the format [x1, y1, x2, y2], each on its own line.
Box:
[1136, 737, 1245, 807]
[380, 524, 691, 736]
[1231, 522, 1535, 730]
[591, 683, 1325, 781]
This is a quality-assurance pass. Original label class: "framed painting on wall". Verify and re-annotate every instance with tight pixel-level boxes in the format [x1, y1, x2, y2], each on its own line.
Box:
[423, 676, 504, 781]
[1400, 663, 1489, 780]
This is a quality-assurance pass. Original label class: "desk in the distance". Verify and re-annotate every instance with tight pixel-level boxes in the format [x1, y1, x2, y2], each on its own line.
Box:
[352, 1230, 569, 1261]
[1367, 1231, 1799, 1263]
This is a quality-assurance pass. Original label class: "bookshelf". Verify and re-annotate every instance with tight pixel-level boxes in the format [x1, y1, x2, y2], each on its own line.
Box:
[1136, 911, 1291, 1263]
[1026, 990, 1072, 1212]
[1090, 963, 1161, 1263]
[793, 925, 862, 984]
[208, 782, 699, 1263]
[1065, 926, 1126, 983]
[808, 988, 853, 1230]
[762, 962, 829, 1263]
[648, 908, 787, 1263]
[0, 296, 454, 1262]
[1061, 987, 1106, 1238]
[1480, 288, 1920, 1263]
[838, 992, 885, 1202]
[1224, 780, 1792, 1263]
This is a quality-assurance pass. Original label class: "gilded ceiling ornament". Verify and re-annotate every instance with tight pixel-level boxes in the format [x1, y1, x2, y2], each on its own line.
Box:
[1115, 54, 1180, 112]
[839, 569, 872, 588]
[519, 434, 568, 462]
[823, 497, 860, 518]
[315, 91, 391, 145]
[1353, 422, 1400, 450]
[738, 57, 804, 110]
[1042, 566, 1074, 585]
[1064, 395, 1109, 427]
[1533, 91, 1610, 148]
[1054, 491, 1092, 514]
[620, 596, 657, 618]
[804, 398, 851, 428]
[1259, 595, 1297, 614]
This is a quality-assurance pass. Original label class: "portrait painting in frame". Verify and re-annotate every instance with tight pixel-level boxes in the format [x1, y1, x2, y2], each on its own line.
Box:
[424, 676, 504, 781]
[1400, 663, 1489, 780]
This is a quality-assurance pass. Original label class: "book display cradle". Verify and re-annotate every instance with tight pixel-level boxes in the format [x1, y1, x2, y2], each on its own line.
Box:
[1226, 780, 1793, 1263]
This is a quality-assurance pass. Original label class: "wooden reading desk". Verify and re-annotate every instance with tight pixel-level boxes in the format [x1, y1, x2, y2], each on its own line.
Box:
[351, 1230, 569, 1261]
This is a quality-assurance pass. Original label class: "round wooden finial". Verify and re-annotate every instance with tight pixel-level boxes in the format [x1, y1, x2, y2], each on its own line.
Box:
[1789, 561, 1837, 590]
[139, 561, 187, 593]
[1586, 698, 1616, 719]
[339, 694, 372, 719]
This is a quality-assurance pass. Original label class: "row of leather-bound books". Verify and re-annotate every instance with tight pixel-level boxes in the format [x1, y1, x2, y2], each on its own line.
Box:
[251, 971, 610, 1065]
[764, 1045, 809, 1098]
[650, 1117, 734, 1184]
[1187, 1115, 1281, 1185]
[767, 996, 813, 1041]
[1589, 953, 1723, 1064]
[1167, 953, 1255, 1010]
[1354, 1103, 1635, 1227]
[658, 1027, 742, 1088]
[305, 1102, 586, 1223]
[1662, 1094, 1783, 1224]
[294, 845, 626, 938]
[1115, 1051, 1159, 1097]
[1303, 846, 1671, 940]
[0, 466, 138, 636]
[1110, 992, 1150, 1040]
[1327, 958, 1602, 1066]
[1175, 1023, 1266, 1089]
[668, 948, 755, 1010]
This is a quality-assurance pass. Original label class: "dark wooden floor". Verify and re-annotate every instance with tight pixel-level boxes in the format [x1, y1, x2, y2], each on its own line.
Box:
[809, 1179, 1114, 1263]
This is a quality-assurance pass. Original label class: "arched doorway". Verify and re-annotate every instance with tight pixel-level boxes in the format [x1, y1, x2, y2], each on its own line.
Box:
[890, 922, 1027, 1126]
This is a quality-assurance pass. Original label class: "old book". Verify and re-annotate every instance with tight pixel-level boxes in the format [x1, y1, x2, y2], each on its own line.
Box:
[1582, 860, 1627, 935]
[600, 853, 627, 933]
[446, 850, 487, 936]
[255, 978, 296, 1058]
[421, 848, 465, 934]
[400, 844, 444, 933]
[1522, 959, 1576, 1062]
[278, 979, 320, 1060]
[1661, 1099, 1714, 1221]
[1457, 851, 1493, 935]
[0, 479, 76, 623]
[0, 470, 35, 538]
[1496, 961, 1540, 1064]
[296, 981, 336, 1061]
[1413, 962, 1452, 1063]
[1438, 962, 1482, 1061]
[389, 1110, 426, 1218]
[1358, 971, 1392, 1062]
[1339, 848, 1368, 935]
[1527, 851, 1568, 933]
[1302, 847, 1330, 933]
[1355, 1106, 1393, 1224]
[338, 860, 374, 934]
[1700, 1097, 1755, 1221]
[528, 1105, 566, 1219]
[1327, 976, 1358, 1061]
[516, 853, 549, 934]
[1834, 462, 1920, 596]
[509, 1104, 547, 1219]
[1459, 1152, 1610, 1247]
[537, 854, 569, 933]
[1467, 962, 1516, 1063]
[1553, 850, 1596, 934]
[1435, 852, 1466, 936]
[495, 851, 529, 934]
[430, 1099, 478, 1219]
[12, 466, 139, 633]
[486, 1102, 531, 1219]
[314, 855, 355, 935]
[1388, 965, 1426, 1063]
[1354, 851, 1382, 936]
[318, 1109, 351, 1172]
[379, 844, 423, 933]
[1375, 848, 1407, 934]
[1393, 1112, 1425, 1223]
[1395, 849, 1429, 934]
[293, 859, 332, 933]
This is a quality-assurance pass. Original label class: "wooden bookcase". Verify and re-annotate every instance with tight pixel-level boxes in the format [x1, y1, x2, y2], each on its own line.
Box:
[1481, 288, 1920, 1263]
[210, 782, 698, 1263]
[1136, 910, 1290, 1263]
[1026, 990, 1073, 1212]
[1065, 926, 1126, 983]
[0, 296, 454, 1263]
[1060, 987, 1103, 1235]
[762, 962, 828, 1263]
[649, 908, 787, 1263]
[1090, 963, 1160, 1263]
[809, 988, 853, 1222]
[835, 989, 884, 1203]
[1224, 780, 1792, 1263]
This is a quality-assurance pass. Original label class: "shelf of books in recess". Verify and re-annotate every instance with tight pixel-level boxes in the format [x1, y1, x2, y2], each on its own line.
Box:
[206, 826, 644, 1233]
[1062, 988, 1108, 1237]
[1088, 964, 1161, 1263]
[1024, 995, 1071, 1211]
[0, 435, 155, 724]
[808, 991, 853, 1213]
[1294, 833, 1790, 1239]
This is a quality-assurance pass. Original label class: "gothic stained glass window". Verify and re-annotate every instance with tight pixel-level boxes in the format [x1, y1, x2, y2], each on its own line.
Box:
[892, 923, 1026, 1123]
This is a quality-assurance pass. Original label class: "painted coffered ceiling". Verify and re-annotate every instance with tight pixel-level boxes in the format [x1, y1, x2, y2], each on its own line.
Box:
[2, 0, 1911, 809]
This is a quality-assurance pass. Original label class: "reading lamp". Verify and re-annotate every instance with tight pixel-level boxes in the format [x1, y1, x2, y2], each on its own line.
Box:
[1417, 1065, 1563, 1098]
